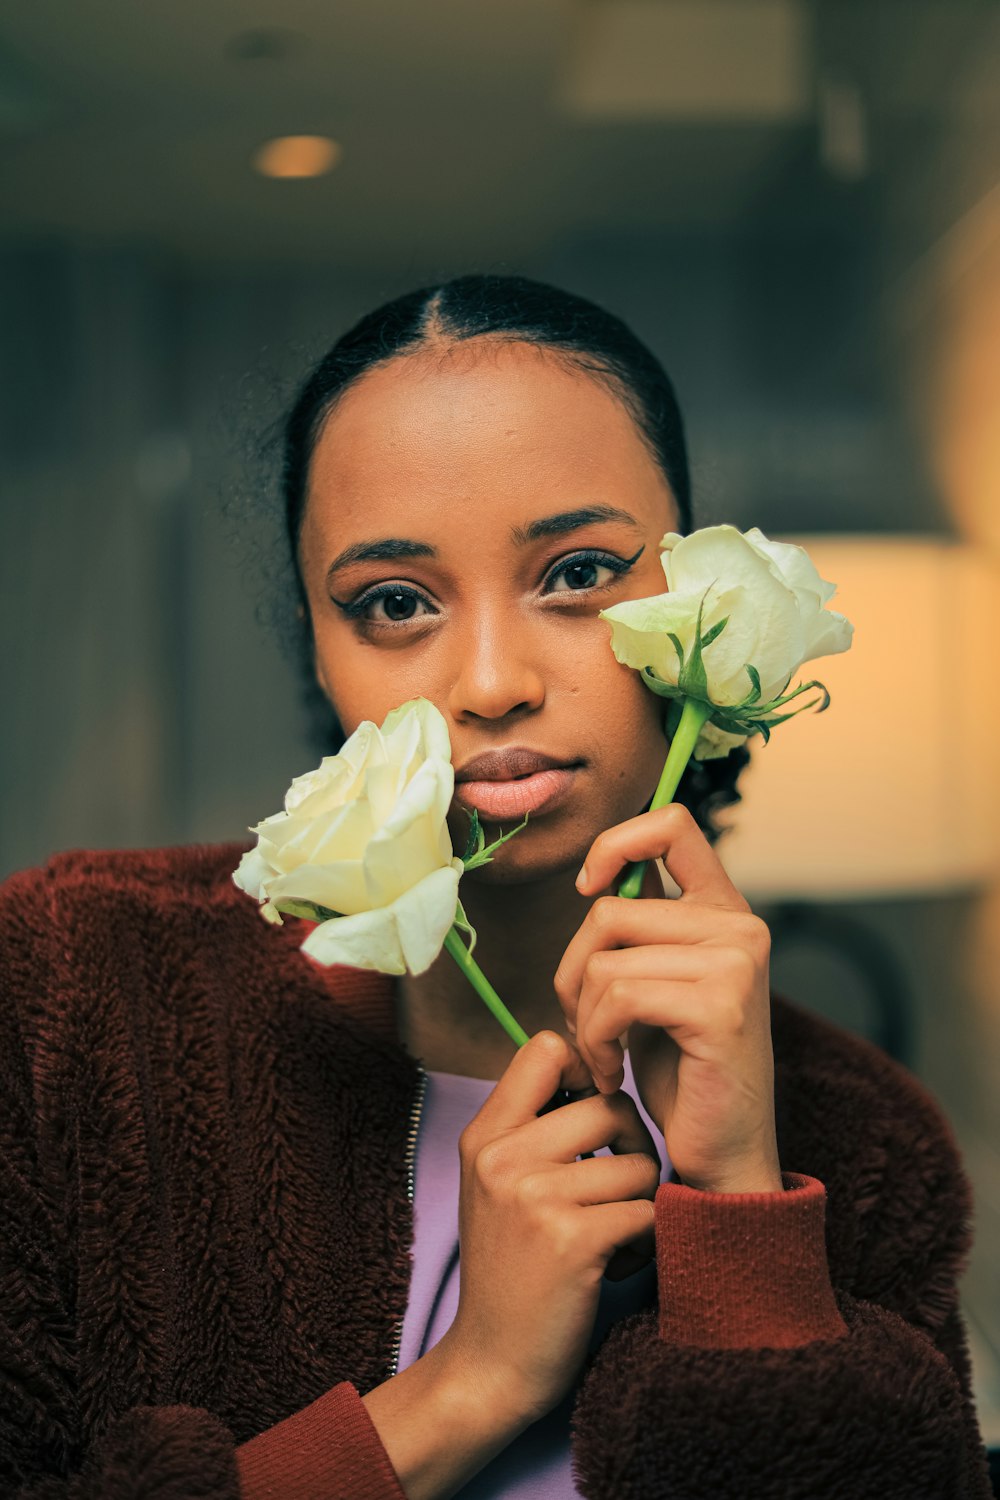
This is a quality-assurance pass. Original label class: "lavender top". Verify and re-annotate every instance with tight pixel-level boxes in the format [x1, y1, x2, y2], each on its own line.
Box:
[395, 1049, 673, 1498]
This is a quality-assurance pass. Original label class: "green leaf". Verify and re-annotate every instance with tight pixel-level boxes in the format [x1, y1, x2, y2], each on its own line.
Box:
[679, 586, 712, 699]
[641, 668, 683, 700]
[665, 632, 686, 668]
[452, 898, 478, 956]
[791, 679, 831, 713]
[725, 663, 763, 713]
[699, 614, 729, 649]
[754, 677, 830, 715]
[760, 695, 827, 728]
[707, 713, 755, 737]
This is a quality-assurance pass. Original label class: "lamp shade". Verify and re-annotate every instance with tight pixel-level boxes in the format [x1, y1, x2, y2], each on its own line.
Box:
[715, 535, 1000, 901]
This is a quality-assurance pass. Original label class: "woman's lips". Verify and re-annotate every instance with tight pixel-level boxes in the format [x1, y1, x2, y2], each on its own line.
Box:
[453, 766, 579, 819]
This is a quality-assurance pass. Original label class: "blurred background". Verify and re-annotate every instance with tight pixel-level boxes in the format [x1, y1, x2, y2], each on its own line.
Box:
[2, 0, 999, 1463]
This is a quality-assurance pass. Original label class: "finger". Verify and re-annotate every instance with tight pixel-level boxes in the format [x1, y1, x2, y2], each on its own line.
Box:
[586, 1199, 657, 1274]
[530, 1151, 661, 1208]
[518, 1089, 662, 1168]
[554, 897, 754, 1023]
[576, 803, 750, 910]
[580, 977, 723, 1086]
[473, 1029, 593, 1136]
[574, 944, 710, 1084]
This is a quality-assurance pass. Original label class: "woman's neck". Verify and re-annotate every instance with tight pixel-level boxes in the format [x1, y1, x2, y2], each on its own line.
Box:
[395, 870, 589, 1080]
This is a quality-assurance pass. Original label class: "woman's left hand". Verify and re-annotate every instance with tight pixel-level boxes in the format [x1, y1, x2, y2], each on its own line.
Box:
[553, 803, 783, 1195]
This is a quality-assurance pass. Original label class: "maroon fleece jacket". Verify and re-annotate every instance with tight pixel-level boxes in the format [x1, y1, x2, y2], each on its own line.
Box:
[0, 841, 992, 1498]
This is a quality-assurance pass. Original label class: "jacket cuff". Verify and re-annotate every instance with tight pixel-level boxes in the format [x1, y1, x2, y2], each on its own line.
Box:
[235, 1381, 406, 1500]
[655, 1170, 849, 1349]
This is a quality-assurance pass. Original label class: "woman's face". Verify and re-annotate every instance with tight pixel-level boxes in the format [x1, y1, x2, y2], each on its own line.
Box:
[299, 336, 681, 885]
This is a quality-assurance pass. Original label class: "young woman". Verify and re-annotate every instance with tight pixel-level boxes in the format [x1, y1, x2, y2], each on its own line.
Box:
[0, 275, 992, 1499]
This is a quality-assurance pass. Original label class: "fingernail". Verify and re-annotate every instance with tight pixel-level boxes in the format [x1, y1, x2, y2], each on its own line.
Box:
[575, 865, 589, 892]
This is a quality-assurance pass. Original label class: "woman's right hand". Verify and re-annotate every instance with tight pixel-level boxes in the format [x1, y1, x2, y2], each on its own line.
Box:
[437, 1029, 661, 1427]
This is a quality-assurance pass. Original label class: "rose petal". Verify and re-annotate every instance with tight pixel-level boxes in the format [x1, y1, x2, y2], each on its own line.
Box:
[300, 905, 408, 974]
[600, 592, 704, 684]
[299, 862, 460, 976]
[285, 756, 352, 817]
[744, 529, 838, 609]
[802, 606, 854, 663]
[366, 759, 410, 828]
[364, 760, 455, 907]
[263, 859, 369, 917]
[391, 862, 462, 974]
[232, 844, 276, 900]
[383, 697, 453, 765]
[264, 799, 374, 871]
[664, 524, 782, 598]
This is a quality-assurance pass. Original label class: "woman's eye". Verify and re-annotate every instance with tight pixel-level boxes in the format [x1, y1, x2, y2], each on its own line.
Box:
[338, 585, 435, 625]
[549, 559, 612, 592]
[545, 549, 640, 595]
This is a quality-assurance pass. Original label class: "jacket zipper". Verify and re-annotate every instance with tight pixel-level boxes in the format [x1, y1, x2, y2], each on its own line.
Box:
[387, 1063, 428, 1379]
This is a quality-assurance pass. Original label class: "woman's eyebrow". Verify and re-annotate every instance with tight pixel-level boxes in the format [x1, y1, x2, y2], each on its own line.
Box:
[326, 537, 434, 585]
[511, 505, 642, 543]
[325, 505, 641, 586]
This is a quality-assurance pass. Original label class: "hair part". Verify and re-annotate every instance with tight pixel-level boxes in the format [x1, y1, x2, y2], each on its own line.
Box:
[249, 272, 750, 845]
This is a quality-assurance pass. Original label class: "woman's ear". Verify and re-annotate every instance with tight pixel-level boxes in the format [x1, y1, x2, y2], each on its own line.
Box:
[314, 655, 332, 701]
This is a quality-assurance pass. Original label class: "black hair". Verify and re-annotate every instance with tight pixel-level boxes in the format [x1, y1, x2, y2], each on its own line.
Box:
[260, 272, 749, 845]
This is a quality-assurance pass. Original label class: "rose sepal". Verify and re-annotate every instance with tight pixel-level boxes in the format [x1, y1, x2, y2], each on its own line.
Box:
[460, 807, 530, 873]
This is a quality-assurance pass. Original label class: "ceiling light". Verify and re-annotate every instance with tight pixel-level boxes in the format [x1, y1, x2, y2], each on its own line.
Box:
[253, 135, 341, 180]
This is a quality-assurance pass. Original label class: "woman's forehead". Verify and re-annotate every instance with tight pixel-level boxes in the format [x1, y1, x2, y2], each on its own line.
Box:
[303, 340, 673, 541]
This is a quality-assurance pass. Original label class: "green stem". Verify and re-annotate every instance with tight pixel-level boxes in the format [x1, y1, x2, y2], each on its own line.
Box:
[443, 924, 530, 1047]
[617, 696, 715, 900]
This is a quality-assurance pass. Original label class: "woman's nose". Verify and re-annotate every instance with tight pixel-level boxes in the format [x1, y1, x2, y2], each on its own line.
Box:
[446, 614, 545, 722]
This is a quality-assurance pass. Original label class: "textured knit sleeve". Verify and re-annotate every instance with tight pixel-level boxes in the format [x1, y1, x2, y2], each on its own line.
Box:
[569, 1119, 994, 1496]
[0, 863, 405, 1500]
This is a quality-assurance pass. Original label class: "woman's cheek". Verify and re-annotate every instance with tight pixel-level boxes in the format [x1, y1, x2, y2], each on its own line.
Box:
[313, 635, 410, 737]
[573, 673, 666, 820]
[588, 643, 667, 753]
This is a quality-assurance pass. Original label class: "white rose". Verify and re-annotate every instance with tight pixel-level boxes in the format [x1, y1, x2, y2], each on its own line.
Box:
[600, 524, 854, 755]
[232, 698, 464, 976]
